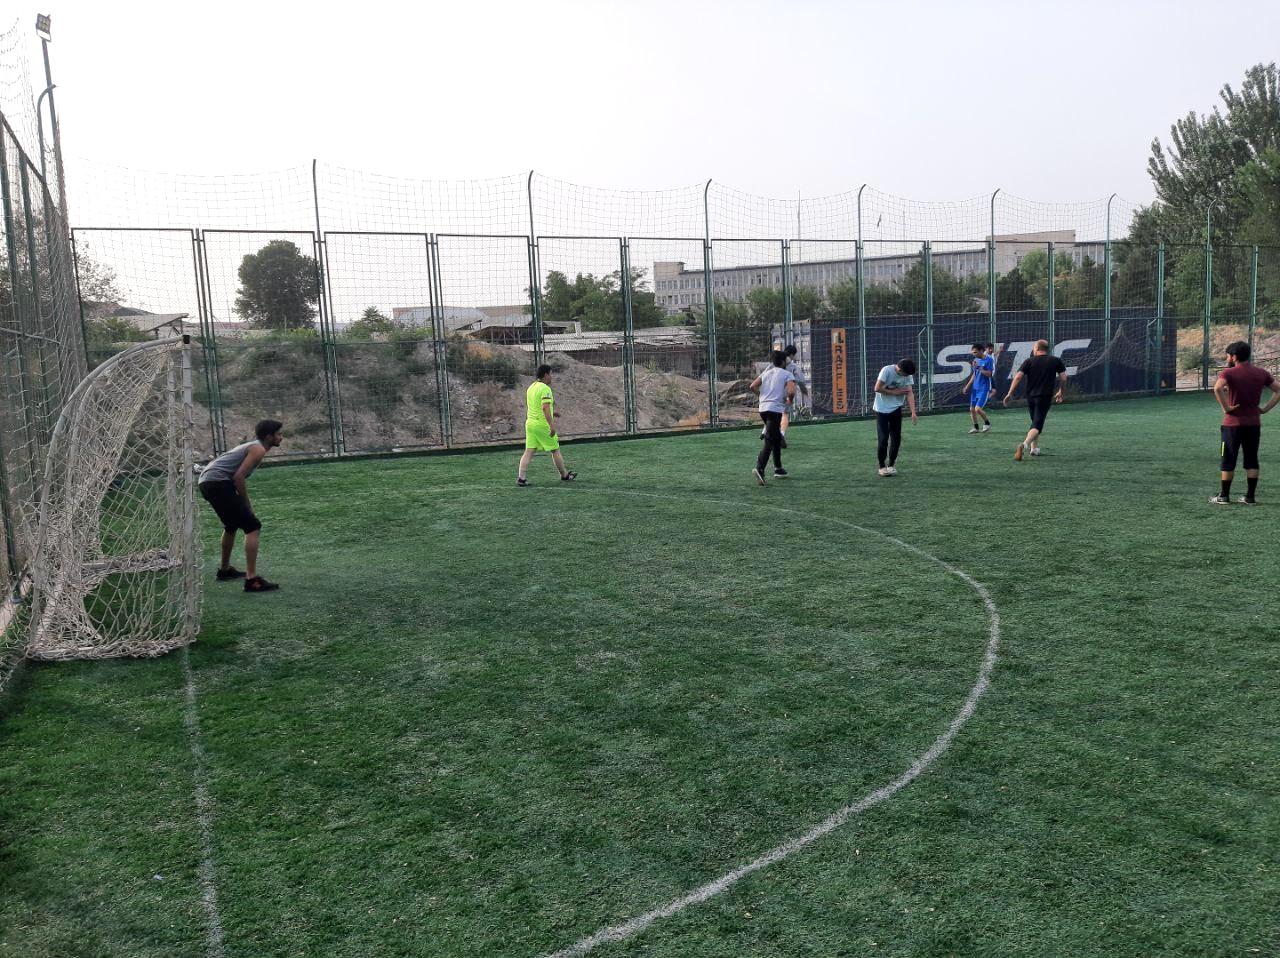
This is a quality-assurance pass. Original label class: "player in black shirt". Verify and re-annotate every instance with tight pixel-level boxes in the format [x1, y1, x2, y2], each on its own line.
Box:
[1003, 339, 1067, 461]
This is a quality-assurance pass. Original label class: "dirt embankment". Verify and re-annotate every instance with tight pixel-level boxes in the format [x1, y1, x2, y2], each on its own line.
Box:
[195, 339, 746, 456]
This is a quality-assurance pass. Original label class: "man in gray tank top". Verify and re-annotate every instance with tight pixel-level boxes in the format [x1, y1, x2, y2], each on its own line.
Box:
[198, 419, 284, 592]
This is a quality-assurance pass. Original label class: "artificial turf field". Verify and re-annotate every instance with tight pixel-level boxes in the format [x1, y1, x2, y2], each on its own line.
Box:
[1, 391, 1277, 958]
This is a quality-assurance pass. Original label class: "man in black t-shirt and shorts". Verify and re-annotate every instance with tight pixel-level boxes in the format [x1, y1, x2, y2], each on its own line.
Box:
[1003, 340, 1067, 462]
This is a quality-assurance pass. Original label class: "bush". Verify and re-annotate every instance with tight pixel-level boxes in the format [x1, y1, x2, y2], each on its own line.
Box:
[445, 335, 521, 388]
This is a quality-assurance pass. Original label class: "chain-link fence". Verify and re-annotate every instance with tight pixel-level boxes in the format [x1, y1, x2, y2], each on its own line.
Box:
[69, 205, 1276, 463]
[0, 110, 84, 681]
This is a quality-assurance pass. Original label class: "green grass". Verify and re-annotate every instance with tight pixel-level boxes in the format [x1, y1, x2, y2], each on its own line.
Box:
[2, 392, 1278, 957]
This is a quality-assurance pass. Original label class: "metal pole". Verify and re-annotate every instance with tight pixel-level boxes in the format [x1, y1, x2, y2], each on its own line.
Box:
[989, 189, 1000, 347]
[856, 184, 868, 413]
[35, 86, 51, 183]
[704, 179, 718, 426]
[620, 238, 637, 434]
[782, 240, 793, 345]
[427, 235, 453, 448]
[1249, 245, 1259, 350]
[311, 160, 343, 456]
[19, 163, 53, 442]
[702, 237, 717, 427]
[186, 230, 220, 455]
[1046, 242, 1056, 348]
[1157, 247, 1167, 397]
[1103, 193, 1115, 398]
[856, 239, 868, 414]
[194, 231, 227, 454]
[1156, 242, 1166, 394]
[38, 32, 68, 217]
[1202, 208, 1213, 391]
[923, 242, 934, 410]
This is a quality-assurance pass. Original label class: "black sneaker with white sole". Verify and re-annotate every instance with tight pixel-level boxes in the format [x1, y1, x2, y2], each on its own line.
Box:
[1237, 496, 1258, 505]
[1208, 495, 1231, 505]
[517, 477, 531, 487]
[773, 468, 788, 478]
[561, 472, 577, 482]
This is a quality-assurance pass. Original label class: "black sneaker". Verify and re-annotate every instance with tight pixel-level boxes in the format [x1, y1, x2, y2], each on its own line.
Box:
[773, 468, 789, 478]
[216, 566, 246, 581]
[1208, 495, 1231, 505]
[244, 576, 279, 593]
[517, 477, 531, 487]
[560, 471, 577, 482]
[1237, 496, 1258, 505]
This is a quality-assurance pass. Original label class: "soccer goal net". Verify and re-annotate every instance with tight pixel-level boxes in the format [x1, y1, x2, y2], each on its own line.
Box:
[26, 337, 201, 662]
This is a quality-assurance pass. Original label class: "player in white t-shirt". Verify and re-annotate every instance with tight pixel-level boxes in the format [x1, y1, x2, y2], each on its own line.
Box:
[872, 358, 917, 476]
[750, 350, 796, 485]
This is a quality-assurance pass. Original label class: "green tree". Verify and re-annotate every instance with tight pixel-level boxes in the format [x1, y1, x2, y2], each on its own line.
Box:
[698, 298, 770, 377]
[1057, 255, 1106, 310]
[234, 240, 320, 330]
[995, 267, 1036, 310]
[1147, 63, 1280, 242]
[83, 315, 150, 350]
[344, 306, 400, 339]
[743, 284, 821, 328]
[536, 267, 666, 332]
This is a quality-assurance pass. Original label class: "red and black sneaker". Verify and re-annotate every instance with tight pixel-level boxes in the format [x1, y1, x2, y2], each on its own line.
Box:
[216, 566, 246, 581]
[244, 576, 280, 593]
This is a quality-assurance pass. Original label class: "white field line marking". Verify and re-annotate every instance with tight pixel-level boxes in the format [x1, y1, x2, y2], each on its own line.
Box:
[181, 645, 226, 958]
[540, 490, 1001, 957]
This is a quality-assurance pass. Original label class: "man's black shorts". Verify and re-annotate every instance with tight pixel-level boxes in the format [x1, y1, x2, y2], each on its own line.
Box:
[199, 480, 261, 534]
[1027, 396, 1053, 432]
[1221, 424, 1262, 471]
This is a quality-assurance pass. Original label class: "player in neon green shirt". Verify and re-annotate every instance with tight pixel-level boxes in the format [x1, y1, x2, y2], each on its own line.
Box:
[517, 364, 577, 486]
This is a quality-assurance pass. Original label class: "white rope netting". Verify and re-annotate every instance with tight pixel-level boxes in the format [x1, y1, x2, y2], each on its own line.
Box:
[27, 338, 200, 661]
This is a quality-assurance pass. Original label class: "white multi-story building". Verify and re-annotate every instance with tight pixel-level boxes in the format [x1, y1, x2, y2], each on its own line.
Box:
[653, 231, 1106, 312]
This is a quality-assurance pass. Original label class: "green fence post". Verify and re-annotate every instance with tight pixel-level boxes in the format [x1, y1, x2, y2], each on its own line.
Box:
[1202, 215, 1213, 391]
[428, 234, 453, 448]
[1103, 242, 1113, 399]
[1249, 245, 1259, 350]
[193, 231, 228, 454]
[19, 163, 53, 441]
[311, 161, 344, 457]
[987, 238, 997, 349]
[782, 239, 794, 346]
[0, 133, 40, 490]
[856, 239, 868, 413]
[1156, 242, 1166, 395]
[620, 238, 637, 434]
[1046, 242, 1056, 346]
[703, 238, 718, 427]
[527, 237, 545, 369]
[923, 242, 934, 410]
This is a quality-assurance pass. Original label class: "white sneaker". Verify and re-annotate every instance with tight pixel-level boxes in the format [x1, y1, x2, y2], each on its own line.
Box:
[1030, 447, 1042, 457]
[968, 426, 980, 434]
[885, 466, 898, 476]
[981, 423, 991, 432]
[753, 468, 766, 485]
[1208, 495, 1231, 505]
[877, 467, 891, 477]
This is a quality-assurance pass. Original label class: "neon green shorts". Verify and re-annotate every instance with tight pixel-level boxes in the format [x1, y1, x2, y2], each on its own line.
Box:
[525, 421, 560, 451]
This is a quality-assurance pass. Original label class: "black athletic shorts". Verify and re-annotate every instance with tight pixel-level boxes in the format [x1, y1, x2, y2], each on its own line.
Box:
[199, 480, 261, 534]
[1221, 425, 1262, 471]
[1027, 396, 1053, 432]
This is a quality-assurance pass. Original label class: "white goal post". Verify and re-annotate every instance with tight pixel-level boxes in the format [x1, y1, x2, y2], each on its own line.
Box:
[27, 336, 201, 661]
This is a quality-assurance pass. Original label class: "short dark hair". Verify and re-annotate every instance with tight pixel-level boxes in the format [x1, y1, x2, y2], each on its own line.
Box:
[536, 364, 553, 379]
[784, 344, 797, 356]
[771, 349, 787, 367]
[898, 358, 916, 376]
[255, 419, 283, 442]
[972, 343, 985, 351]
[985, 342, 995, 351]
[1226, 341, 1251, 361]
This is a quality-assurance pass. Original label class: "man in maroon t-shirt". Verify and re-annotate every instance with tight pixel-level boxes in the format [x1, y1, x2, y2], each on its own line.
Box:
[1210, 341, 1280, 505]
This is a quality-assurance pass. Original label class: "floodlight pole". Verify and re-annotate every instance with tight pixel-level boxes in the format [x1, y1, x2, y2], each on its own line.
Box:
[36, 15, 68, 216]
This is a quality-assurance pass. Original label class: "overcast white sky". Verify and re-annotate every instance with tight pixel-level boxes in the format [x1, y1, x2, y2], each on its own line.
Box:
[26, 0, 1280, 205]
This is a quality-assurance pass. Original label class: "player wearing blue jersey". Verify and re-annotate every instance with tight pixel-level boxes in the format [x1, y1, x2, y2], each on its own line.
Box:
[962, 343, 994, 433]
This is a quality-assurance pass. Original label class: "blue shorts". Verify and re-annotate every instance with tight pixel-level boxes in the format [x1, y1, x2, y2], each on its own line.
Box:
[970, 390, 991, 409]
